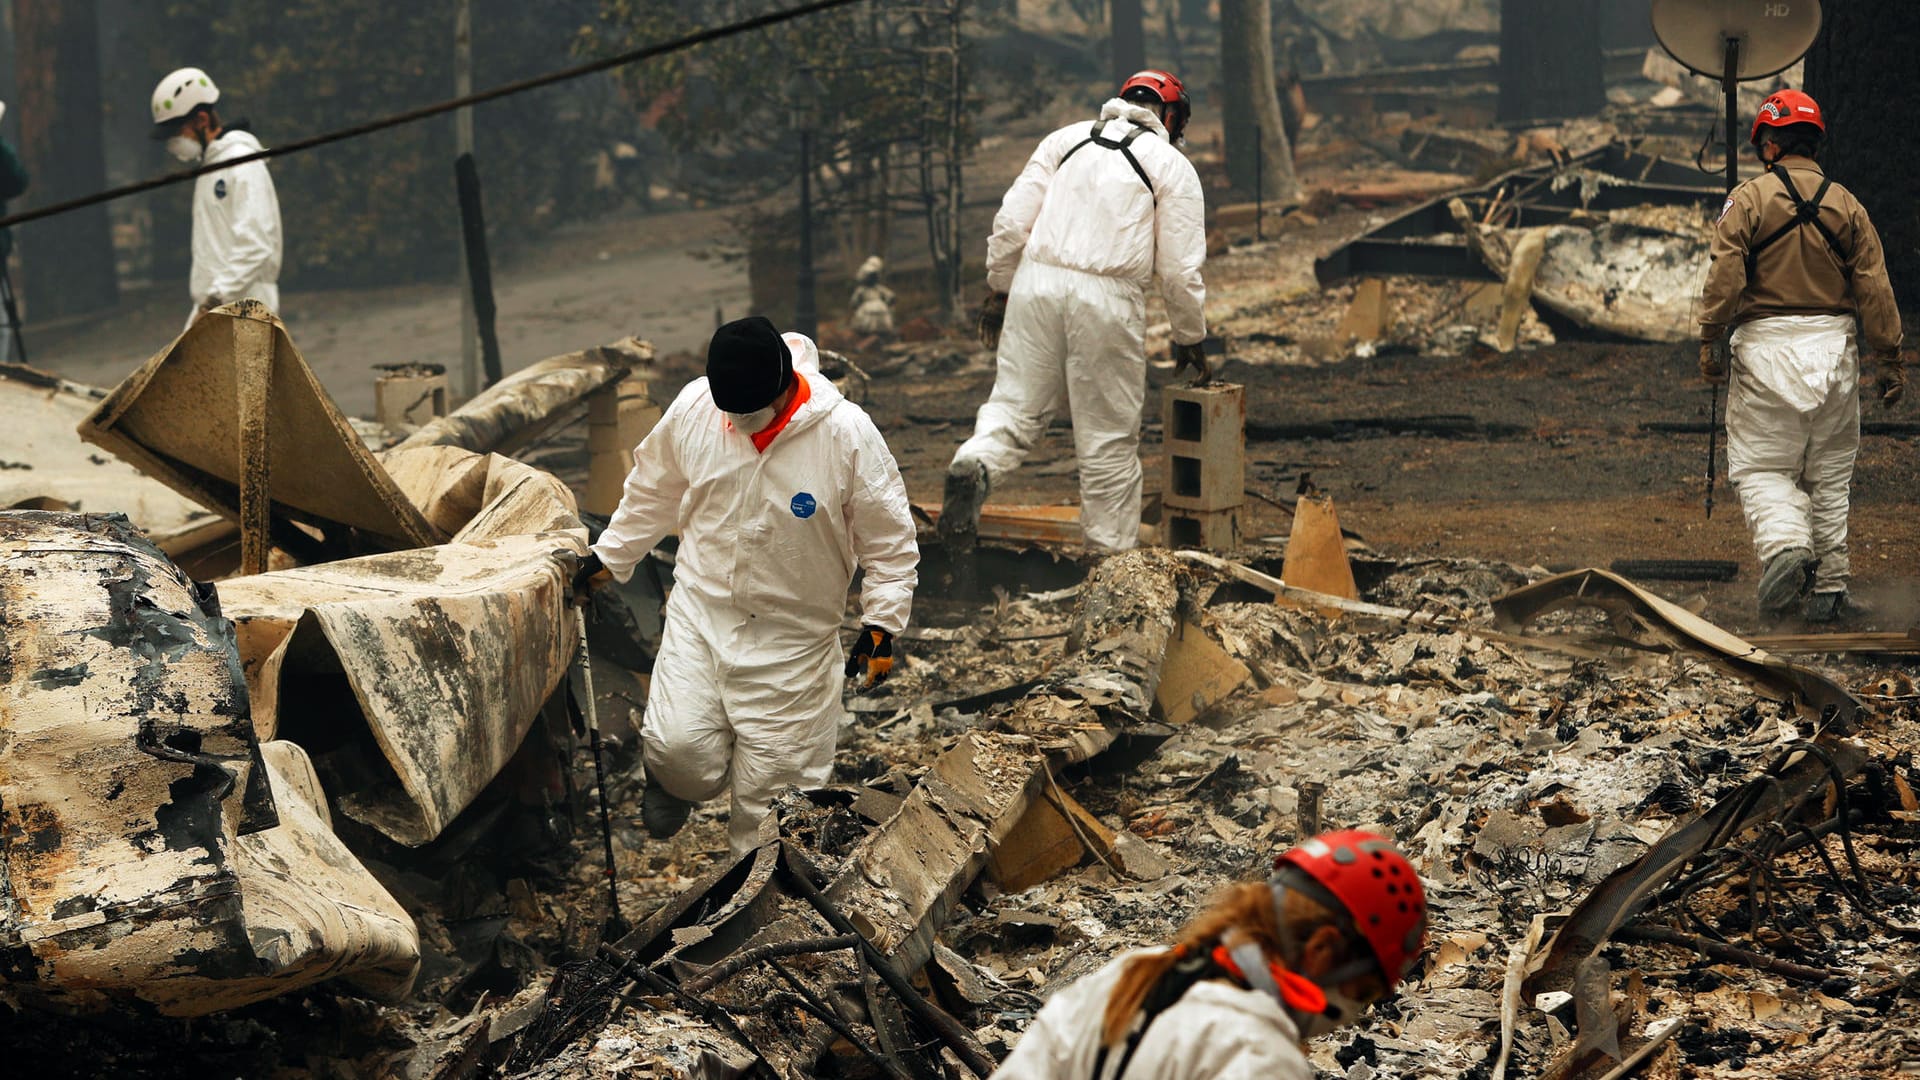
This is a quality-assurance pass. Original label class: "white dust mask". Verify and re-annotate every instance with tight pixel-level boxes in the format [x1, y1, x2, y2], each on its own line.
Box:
[728, 405, 777, 434]
[167, 135, 203, 164]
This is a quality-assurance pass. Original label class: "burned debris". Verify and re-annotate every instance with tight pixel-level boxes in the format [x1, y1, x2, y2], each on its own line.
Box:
[3, 3, 1919, 1078]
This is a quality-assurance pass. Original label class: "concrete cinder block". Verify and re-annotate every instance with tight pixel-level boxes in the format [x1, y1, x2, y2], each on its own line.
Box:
[1164, 508, 1241, 551]
[1161, 382, 1245, 514]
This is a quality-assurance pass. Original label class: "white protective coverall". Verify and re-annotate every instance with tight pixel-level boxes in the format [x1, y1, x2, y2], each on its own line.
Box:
[951, 98, 1208, 552]
[991, 949, 1312, 1080]
[591, 333, 919, 854]
[189, 129, 282, 324]
[1726, 314, 1860, 593]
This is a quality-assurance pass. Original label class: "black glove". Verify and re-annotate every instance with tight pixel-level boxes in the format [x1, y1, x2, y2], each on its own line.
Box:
[1878, 348, 1906, 408]
[571, 551, 611, 606]
[1173, 340, 1212, 384]
[844, 625, 895, 689]
[1698, 340, 1727, 384]
[977, 292, 1009, 350]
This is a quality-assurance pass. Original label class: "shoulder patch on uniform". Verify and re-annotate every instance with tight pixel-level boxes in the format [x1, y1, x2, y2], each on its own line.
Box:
[790, 492, 817, 519]
[214, 178, 228, 199]
[1718, 196, 1733, 223]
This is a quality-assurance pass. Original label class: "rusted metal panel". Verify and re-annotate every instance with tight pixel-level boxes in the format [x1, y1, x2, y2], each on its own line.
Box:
[77, 301, 445, 555]
[0, 512, 417, 1016]
[393, 337, 654, 456]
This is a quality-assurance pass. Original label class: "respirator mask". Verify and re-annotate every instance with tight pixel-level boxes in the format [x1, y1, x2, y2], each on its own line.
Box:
[166, 134, 203, 164]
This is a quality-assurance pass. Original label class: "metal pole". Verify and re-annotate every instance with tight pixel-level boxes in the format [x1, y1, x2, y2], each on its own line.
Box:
[1706, 36, 1740, 520]
[0, 264, 27, 365]
[455, 153, 503, 387]
[455, 0, 479, 400]
[1254, 123, 1263, 242]
[796, 127, 817, 338]
[573, 605, 624, 936]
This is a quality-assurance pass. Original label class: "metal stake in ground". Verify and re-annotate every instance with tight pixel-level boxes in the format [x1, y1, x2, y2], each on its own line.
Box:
[1706, 372, 1720, 519]
[574, 604, 624, 937]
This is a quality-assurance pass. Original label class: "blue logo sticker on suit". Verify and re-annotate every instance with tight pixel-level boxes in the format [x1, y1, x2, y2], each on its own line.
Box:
[790, 492, 817, 519]
[214, 179, 228, 199]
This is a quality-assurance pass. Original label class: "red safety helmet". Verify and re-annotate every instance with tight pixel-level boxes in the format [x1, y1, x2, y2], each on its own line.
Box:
[1751, 89, 1824, 146]
[1119, 69, 1191, 142]
[1273, 830, 1428, 987]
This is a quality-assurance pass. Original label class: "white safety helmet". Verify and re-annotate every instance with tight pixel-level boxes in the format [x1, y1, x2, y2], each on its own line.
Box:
[151, 68, 219, 127]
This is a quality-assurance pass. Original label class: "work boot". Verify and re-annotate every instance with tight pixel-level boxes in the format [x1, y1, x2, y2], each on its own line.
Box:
[938, 460, 989, 548]
[1804, 590, 1869, 624]
[641, 773, 695, 840]
[1756, 547, 1815, 617]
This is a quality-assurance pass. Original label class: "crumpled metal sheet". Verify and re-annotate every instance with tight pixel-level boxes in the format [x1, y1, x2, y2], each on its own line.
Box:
[1460, 214, 1706, 343]
[0, 511, 417, 1016]
[393, 337, 652, 456]
[1491, 567, 1863, 725]
[77, 302, 444, 553]
[379, 445, 586, 543]
[228, 740, 419, 1007]
[217, 454, 586, 846]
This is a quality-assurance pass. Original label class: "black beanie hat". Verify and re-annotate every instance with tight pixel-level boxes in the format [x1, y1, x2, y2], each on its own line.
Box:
[707, 316, 793, 413]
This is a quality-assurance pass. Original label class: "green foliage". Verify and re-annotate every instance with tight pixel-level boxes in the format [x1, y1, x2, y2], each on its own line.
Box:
[158, 0, 616, 287]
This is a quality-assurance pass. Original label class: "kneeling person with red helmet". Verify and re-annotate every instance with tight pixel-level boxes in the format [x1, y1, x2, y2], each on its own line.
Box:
[990, 830, 1428, 1079]
[1698, 89, 1904, 624]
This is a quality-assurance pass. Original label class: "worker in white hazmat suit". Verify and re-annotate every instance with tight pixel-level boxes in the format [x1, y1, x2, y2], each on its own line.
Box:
[1698, 90, 1903, 623]
[941, 70, 1210, 554]
[150, 67, 283, 327]
[992, 831, 1428, 1080]
[574, 316, 918, 855]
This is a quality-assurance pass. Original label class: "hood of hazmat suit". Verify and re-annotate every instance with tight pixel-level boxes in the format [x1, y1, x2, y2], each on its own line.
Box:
[989, 949, 1312, 1080]
[191, 129, 283, 316]
[591, 331, 918, 852]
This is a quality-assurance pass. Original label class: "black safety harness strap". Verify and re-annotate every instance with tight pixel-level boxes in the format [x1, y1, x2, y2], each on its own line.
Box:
[1089, 953, 1219, 1080]
[1058, 119, 1156, 199]
[1746, 168, 1852, 281]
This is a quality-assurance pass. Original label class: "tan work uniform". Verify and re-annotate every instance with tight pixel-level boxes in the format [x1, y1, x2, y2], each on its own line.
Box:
[1697, 156, 1903, 598]
[1699, 156, 1900, 349]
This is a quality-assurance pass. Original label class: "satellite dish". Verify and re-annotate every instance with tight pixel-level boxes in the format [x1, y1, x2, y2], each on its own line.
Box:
[1651, 0, 1823, 81]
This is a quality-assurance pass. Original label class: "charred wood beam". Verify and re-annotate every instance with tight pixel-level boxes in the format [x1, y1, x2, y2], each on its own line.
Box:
[781, 845, 996, 1079]
[1523, 740, 1867, 997]
[681, 933, 861, 995]
[1617, 923, 1846, 983]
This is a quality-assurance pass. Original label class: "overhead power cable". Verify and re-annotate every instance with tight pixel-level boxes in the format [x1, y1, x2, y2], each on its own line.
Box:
[0, 0, 864, 232]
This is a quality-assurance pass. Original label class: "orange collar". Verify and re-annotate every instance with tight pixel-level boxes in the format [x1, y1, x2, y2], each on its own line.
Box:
[750, 376, 811, 453]
[1210, 944, 1328, 1014]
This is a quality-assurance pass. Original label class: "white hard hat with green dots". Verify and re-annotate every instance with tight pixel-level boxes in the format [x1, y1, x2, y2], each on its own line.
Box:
[151, 67, 219, 127]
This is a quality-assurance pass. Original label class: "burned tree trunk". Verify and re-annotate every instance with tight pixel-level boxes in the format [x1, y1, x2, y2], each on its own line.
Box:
[1496, 0, 1604, 125]
[1218, 0, 1296, 200]
[1806, 1, 1920, 313]
[1111, 0, 1147, 86]
[13, 0, 120, 319]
